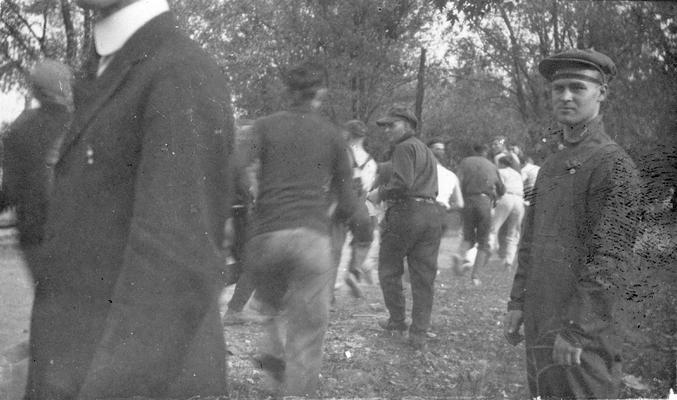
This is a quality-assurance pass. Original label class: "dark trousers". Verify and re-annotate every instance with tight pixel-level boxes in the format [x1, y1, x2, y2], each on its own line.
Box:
[461, 194, 492, 251]
[378, 201, 442, 333]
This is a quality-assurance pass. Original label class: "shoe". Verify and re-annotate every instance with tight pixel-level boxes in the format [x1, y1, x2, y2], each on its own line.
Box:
[378, 318, 408, 333]
[251, 353, 285, 383]
[345, 274, 363, 298]
[409, 331, 428, 351]
[222, 309, 246, 325]
[471, 277, 482, 286]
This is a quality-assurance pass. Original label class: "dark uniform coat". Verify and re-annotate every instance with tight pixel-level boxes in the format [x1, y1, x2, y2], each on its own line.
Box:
[27, 12, 233, 399]
[508, 116, 640, 398]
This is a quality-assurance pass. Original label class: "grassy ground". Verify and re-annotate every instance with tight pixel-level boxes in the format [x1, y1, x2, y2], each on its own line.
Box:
[0, 225, 673, 399]
[226, 233, 528, 399]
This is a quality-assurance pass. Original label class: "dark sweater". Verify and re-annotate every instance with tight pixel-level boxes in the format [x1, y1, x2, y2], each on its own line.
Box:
[456, 155, 506, 200]
[382, 135, 438, 200]
[246, 104, 359, 237]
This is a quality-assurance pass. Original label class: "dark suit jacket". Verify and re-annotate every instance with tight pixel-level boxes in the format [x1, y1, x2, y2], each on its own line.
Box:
[27, 12, 234, 399]
[1, 104, 71, 249]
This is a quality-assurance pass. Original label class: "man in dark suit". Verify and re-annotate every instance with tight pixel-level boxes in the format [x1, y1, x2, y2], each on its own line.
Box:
[1, 60, 72, 275]
[26, 0, 234, 398]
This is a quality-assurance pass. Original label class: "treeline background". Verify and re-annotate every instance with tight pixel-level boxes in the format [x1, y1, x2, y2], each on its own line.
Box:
[1, 1, 676, 395]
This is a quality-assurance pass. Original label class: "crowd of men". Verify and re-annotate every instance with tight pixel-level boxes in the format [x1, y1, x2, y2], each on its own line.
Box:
[0, 0, 641, 399]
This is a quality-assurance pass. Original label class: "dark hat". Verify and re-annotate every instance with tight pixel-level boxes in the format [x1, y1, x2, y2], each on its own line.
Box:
[539, 48, 616, 83]
[376, 105, 418, 128]
[284, 61, 325, 91]
[344, 119, 368, 137]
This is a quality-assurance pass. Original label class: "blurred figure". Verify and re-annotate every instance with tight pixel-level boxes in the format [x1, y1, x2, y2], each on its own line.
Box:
[520, 155, 540, 206]
[488, 156, 524, 270]
[504, 48, 640, 399]
[428, 138, 463, 236]
[490, 135, 521, 171]
[453, 144, 505, 286]
[1, 60, 73, 276]
[341, 119, 377, 296]
[241, 62, 371, 397]
[370, 106, 442, 351]
[30, 0, 234, 398]
[0, 60, 72, 397]
[221, 121, 262, 325]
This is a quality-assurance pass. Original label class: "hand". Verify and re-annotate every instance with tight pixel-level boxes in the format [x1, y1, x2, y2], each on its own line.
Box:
[503, 310, 524, 346]
[552, 334, 582, 366]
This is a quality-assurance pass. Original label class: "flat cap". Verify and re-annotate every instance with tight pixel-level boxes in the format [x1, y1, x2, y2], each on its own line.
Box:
[284, 61, 324, 91]
[539, 48, 616, 83]
[344, 119, 368, 137]
[376, 105, 418, 129]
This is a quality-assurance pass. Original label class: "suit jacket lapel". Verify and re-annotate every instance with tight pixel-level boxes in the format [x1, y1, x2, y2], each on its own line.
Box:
[57, 12, 177, 163]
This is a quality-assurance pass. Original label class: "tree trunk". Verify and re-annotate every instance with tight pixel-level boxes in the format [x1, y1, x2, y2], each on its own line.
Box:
[60, 0, 76, 65]
[414, 47, 426, 136]
[551, 0, 560, 52]
[499, 5, 528, 122]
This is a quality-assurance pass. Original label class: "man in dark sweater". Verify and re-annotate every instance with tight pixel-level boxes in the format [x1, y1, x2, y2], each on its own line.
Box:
[240, 62, 371, 397]
[454, 143, 505, 286]
[369, 106, 442, 351]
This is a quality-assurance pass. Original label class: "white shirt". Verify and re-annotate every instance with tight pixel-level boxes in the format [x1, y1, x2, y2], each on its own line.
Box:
[499, 166, 524, 197]
[521, 163, 540, 191]
[436, 163, 463, 210]
[94, 0, 170, 75]
[348, 143, 378, 216]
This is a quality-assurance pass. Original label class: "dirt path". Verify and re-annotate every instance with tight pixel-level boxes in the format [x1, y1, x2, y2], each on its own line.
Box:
[225, 235, 529, 399]
[1, 228, 671, 399]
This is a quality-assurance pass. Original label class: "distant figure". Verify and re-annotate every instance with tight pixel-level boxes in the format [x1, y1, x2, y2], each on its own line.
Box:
[1, 60, 72, 273]
[334, 119, 377, 298]
[222, 122, 261, 325]
[504, 48, 640, 399]
[520, 155, 540, 205]
[370, 105, 442, 351]
[241, 62, 371, 397]
[453, 143, 505, 286]
[30, 0, 235, 398]
[428, 138, 463, 235]
[490, 135, 521, 171]
[488, 156, 524, 270]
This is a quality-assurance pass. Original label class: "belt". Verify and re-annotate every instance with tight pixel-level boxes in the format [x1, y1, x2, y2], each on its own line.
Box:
[390, 196, 436, 205]
[412, 196, 436, 204]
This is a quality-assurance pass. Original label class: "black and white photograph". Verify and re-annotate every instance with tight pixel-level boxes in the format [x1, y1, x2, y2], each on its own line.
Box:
[0, 0, 675, 399]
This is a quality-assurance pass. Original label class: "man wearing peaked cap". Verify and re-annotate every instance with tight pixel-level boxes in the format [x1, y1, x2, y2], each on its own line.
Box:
[504, 48, 640, 399]
[369, 105, 442, 351]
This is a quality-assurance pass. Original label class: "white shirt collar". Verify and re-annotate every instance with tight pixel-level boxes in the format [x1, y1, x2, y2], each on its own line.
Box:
[94, 0, 170, 56]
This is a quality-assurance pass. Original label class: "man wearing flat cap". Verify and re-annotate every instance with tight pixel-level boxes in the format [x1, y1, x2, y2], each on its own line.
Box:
[504, 48, 640, 399]
[369, 105, 442, 350]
